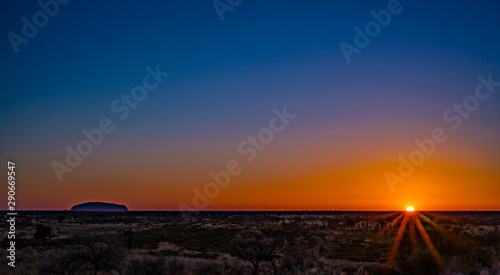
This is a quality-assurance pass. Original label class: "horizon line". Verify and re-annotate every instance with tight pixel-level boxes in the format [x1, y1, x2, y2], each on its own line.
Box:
[2, 209, 500, 212]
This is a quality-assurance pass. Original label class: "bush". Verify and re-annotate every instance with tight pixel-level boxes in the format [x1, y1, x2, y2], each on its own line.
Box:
[34, 224, 52, 241]
[229, 229, 278, 275]
[280, 236, 321, 274]
[38, 249, 84, 275]
[78, 235, 125, 274]
[396, 247, 441, 275]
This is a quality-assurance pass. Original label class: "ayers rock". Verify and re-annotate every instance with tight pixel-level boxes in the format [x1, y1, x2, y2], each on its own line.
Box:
[70, 202, 128, 212]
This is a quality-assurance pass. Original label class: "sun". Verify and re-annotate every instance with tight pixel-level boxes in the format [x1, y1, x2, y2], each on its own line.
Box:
[406, 206, 415, 212]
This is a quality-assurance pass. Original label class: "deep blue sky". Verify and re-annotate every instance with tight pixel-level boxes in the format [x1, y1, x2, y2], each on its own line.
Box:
[1, 1, 499, 210]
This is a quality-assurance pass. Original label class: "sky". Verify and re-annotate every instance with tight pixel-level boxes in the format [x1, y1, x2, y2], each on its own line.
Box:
[1, 0, 499, 211]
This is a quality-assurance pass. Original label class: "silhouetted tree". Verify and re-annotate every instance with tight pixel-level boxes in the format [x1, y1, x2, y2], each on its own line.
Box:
[229, 229, 278, 275]
[77, 235, 125, 275]
[34, 224, 52, 242]
[280, 236, 321, 273]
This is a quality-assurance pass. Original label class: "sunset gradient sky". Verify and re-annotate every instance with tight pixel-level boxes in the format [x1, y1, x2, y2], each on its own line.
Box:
[1, 1, 499, 211]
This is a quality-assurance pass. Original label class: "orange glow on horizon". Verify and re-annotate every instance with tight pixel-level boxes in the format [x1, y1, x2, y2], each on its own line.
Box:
[4, 137, 500, 211]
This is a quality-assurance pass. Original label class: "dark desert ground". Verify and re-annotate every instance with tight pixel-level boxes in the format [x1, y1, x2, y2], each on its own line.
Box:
[1, 210, 499, 274]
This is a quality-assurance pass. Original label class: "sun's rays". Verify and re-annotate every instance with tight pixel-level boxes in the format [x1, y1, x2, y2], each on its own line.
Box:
[381, 212, 404, 234]
[413, 213, 446, 269]
[421, 211, 465, 224]
[388, 211, 412, 264]
[417, 212, 447, 234]
[368, 211, 401, 222]
[418, 212, 472, 248]
[380, 209, 467, 270]
[408, 215, 418, 249]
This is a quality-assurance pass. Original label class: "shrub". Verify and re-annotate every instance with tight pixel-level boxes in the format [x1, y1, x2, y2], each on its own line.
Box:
[38, 249, 85, 275]
[34, 224, 52, 241]
[229, 229, 278, 275]
[280, 236, 321, 274]
[396, 247, 441, 275]
[75, 235, 125, 274]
